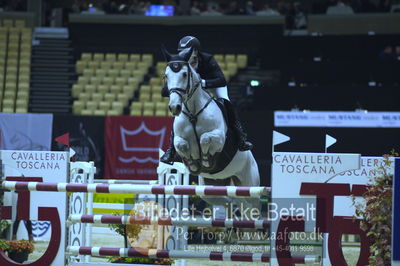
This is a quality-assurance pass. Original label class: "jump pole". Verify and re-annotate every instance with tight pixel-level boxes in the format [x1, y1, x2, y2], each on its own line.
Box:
[66, 246, 321, 263]
[68, 214, 271, 229]
[1, 181, 270, 197]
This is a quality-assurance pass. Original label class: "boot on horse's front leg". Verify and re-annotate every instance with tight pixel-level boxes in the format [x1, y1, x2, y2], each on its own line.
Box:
[188, 161, 199, 172]
[200, 134, 212, 167]
[174, 136, 190, 160]
[200, 131, 225, 167]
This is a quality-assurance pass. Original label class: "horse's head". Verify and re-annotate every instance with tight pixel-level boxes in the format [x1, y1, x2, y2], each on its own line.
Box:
[162, 46, 201, 116]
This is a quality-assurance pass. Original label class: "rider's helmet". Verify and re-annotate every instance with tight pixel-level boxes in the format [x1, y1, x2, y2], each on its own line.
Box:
[177, 36, 201, 51]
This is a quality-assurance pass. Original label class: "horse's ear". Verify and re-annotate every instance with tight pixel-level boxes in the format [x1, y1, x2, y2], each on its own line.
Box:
[161, 44, 172, 62]
[183, 46, 193, 62]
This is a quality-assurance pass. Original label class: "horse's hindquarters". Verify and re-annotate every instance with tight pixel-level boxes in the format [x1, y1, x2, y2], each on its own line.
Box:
[198, 150, 261, 220]
[200, 150, 259, 182]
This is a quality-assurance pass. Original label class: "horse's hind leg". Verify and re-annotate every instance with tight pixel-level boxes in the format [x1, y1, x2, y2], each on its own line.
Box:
[198, 176, 234, 212]
[231, 155, 261, 218]
[230, 175, 260, 218]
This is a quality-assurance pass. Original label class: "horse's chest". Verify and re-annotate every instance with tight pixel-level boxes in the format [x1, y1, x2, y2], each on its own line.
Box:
[175, 116, 220, 138]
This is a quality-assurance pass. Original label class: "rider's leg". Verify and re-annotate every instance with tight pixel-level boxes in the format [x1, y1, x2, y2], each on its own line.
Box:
[160, 84, 182, 164]
[215, 86, 253, 151]
[160, 127, 182, 165]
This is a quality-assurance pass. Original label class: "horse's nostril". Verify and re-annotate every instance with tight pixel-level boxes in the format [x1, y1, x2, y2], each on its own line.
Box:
[176, 105, 182, 112]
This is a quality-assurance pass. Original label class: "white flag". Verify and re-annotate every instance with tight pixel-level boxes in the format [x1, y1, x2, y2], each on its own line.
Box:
[69, 147, 76, 158]
[325, 134, 337, 149]
[273, 131, 290, 146]
[159, 148, 165, 159]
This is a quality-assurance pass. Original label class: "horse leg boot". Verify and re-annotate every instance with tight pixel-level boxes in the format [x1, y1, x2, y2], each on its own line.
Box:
[160, 130, 182, 165]
[223, 99, 253, 151]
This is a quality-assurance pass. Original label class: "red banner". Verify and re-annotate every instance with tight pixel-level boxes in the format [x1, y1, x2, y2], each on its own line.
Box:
[104, 116, 173, 180]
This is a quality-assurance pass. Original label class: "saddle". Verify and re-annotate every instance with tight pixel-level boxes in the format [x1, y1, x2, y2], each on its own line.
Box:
[214, 98, 229, 126]
[211, 98, 239, 174]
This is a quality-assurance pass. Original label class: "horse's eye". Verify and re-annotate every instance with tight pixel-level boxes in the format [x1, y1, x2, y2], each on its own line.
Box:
[182, 72, 187, 78]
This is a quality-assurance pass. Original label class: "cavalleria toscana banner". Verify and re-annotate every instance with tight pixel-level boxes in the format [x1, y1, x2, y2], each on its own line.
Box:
[104, 116, 173, 180]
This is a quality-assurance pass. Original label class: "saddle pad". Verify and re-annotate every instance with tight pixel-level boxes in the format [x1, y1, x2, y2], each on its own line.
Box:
[214, 98, 229, 126]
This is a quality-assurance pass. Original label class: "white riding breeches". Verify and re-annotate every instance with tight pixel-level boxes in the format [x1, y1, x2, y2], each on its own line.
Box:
[209, 86, 230, 101]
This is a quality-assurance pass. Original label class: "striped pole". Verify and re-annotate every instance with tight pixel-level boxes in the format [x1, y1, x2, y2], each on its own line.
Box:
[93, 179, 158, 185]
[66, 246, 320, 263]
[68, 214, 270, 229]
[1, 181, 270, 197]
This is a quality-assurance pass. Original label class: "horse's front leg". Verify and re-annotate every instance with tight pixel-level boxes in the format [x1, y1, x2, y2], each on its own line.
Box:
[200, 129, 225, 167]
[174, 135, 199, 172]
[174, 135, 190, 159]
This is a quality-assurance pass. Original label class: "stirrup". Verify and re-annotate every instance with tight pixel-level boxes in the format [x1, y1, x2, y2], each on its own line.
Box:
[160, 148, 182, 165]
[160, 149, 175, 165]
[238, 140, 253, 151]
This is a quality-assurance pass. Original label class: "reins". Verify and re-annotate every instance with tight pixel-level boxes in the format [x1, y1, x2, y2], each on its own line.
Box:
[166, 60, 214, 164]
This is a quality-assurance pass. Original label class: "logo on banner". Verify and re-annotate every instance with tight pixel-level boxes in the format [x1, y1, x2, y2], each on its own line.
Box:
[32, 221, 51, 237]
[0, 177, 61, 266]
[118, 122, 166, 164]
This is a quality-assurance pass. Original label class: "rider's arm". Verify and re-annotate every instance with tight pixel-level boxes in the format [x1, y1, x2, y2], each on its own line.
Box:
[201, 56, 227, 89]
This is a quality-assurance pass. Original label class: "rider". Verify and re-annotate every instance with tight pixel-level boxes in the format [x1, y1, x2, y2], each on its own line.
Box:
[160, 35, 253, 165]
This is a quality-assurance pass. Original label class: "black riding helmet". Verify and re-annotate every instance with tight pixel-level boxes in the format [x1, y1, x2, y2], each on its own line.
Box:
[177, 36, 201, 51]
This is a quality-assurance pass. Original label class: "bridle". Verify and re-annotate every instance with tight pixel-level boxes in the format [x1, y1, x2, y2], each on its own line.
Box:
[166, 60, 213, 122]
[166, 60, 199, 102]
[166, 60, 214, 164]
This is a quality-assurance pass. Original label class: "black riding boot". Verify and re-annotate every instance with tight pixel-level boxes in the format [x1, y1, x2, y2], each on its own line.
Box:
[160, 130, 182, 165]
[223, 99, 253, 151]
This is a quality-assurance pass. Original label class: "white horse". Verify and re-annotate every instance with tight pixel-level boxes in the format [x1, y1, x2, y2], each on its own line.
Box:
[163, 47, 260, 215]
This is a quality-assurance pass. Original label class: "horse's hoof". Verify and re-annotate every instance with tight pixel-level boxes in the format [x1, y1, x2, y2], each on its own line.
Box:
[177, 143, 189, 152]
[189, 165, 198, 172]
[201, 137, 211, 145]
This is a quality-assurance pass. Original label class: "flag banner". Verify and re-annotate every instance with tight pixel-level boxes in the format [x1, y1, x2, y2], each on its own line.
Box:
[52, 115, 105, 178]
[0, 113, 53, 151]
[325, 134, 337, 149]
[272, 131, 290, 146]
[55, 133, 70, 147]
[104, 116, 173, 180]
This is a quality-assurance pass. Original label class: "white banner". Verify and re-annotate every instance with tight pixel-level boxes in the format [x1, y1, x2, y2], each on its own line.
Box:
[1, 150, 68, 266]
[0, 113, 53, 150]
[270, 152, 361, 266]
[274, 111, 400, 128]
[270, 153, 396, 265]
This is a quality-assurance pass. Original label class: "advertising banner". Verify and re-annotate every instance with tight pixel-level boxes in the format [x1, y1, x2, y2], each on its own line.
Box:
[0, 150, 68, 266]
[274, 111, 400, 128]
[271, 152, 361, 265]
[104, 116, 173, 180]
[0, 113, 53, 150]
[271, 152, 397, 265]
